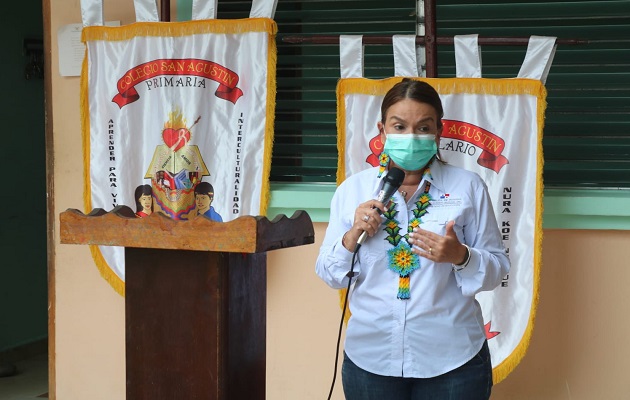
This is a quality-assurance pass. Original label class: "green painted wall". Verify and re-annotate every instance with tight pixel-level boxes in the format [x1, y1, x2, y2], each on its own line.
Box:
[0, 0, 47, 351]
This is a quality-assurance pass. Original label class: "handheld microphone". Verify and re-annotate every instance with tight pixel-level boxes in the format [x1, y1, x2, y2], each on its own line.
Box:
[356, 167, 406, 246]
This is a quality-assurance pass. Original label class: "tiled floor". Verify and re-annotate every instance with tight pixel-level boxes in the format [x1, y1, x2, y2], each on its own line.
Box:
[0, 354, 48, 400]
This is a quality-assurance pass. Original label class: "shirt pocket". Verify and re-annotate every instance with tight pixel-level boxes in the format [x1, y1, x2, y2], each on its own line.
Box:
[421, 208, 466, 243]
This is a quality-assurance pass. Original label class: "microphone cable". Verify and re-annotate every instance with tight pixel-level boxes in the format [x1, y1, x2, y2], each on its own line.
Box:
[325, 167, 404, 398]
[326, 243, 362, 400]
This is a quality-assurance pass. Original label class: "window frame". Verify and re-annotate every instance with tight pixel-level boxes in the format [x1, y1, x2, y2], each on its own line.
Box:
[177, 1, 630, 230]
[267, 184, 630, 230]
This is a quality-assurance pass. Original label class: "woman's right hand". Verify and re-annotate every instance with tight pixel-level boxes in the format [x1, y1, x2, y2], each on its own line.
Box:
[342, 200, 387, 251]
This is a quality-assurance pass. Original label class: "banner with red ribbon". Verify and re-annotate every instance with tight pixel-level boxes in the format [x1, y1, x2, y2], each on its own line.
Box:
[112, 58, 244, 107]
[337, 76, 546, 384]
[81, 18, 277, 295]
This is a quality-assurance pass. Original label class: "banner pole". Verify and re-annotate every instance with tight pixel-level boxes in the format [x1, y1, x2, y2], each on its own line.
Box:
[424, 0, 437, 78]
[161, 0, 170, 22]
[281, 36, 586, 46]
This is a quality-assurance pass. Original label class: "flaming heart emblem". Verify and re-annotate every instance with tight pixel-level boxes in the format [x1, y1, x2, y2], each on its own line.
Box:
[162, 128, 191, 152]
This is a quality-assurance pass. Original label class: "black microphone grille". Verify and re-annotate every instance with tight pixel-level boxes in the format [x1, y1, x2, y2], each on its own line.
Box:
[384, 167, 405, 187]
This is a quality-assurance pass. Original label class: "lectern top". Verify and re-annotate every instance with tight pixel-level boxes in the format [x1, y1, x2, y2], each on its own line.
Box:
[60, 206, 315, 253]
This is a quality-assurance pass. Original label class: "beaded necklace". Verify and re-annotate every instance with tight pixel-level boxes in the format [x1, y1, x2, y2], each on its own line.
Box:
[383, 173, 432, 300]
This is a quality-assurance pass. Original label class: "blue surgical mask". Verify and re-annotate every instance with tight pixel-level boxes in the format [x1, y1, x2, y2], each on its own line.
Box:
[383, 134, 437, 171]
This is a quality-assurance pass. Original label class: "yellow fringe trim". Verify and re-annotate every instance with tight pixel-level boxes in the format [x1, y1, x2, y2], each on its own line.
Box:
[492, 83, 546, 385]
[338, 288, 351, 324]
[337, 77, 544, 98]
[81, 48, 126, 297]
[82, 18, 277, 42]
[336, 76, 547, 384]
[335, 80, 347, 184]
[259, 28, 277, 216]
[81, 19, 278, 295]
[81, 51, 90, 215]
[89, 245, 126, 296]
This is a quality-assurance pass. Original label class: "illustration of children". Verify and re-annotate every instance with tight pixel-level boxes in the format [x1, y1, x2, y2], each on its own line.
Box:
[194, 182, 223, 222]
[144, 111, 209, 220]
[134, 184, 154, 217]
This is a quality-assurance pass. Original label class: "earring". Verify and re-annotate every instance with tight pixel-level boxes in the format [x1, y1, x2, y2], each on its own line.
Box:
[377, 152, 389, 178]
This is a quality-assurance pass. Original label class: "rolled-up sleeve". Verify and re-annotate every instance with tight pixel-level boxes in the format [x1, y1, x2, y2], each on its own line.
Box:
[453, 180, 510, 297]
[315, 185, 362, 289]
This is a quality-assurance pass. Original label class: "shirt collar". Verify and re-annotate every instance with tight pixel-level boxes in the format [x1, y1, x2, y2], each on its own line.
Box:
[423, 158, 445, 193]
[374, 158, 446, 197]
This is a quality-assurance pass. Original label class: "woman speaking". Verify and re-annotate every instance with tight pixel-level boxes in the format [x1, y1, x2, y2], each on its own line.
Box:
[316, 79, 510, 400]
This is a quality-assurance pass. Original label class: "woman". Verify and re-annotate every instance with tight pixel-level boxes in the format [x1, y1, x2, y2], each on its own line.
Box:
[134, 184, 153, 217]
[316, 79, 510, 399]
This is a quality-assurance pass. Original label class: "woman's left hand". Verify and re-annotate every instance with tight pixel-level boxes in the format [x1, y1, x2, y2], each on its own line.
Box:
[408, 221, 468, 265]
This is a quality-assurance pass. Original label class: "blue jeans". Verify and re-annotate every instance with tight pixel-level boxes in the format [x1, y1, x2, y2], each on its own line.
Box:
[342, 341, 492, 400]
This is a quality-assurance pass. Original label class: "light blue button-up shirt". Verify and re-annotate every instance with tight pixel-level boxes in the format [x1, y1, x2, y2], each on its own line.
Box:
[316, 161, 510, 378]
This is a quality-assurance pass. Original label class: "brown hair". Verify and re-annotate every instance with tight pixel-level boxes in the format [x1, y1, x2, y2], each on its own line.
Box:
[380, 78, 444, 128]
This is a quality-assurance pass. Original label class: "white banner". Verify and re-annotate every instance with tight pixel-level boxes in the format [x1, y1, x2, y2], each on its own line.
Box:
[337, 76, 545, 383]
[81, 18, 277, 294]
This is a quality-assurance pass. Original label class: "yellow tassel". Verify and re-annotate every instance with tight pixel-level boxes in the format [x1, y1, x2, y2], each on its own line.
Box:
[89, 245, 125, 296]
[491, 83, 546, 385]
[335, 80, 346, 185]
[81, 50, 91, 214]
[81, 48, 126, 297]
[258, 28, 278, 216]
[338, 288, 351, 324]
[337, 77, 544, 98]
[82, 18, 277, 42]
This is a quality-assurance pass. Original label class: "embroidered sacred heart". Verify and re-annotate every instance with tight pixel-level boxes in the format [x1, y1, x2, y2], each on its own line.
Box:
[162, 128, 191, 152]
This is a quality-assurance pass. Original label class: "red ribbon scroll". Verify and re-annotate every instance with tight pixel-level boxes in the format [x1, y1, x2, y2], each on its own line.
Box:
[441, 119, 509, 173]
[112, 58, 243, 108]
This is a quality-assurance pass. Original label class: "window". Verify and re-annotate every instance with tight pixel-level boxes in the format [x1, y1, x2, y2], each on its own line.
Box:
[271, 1, 418, 182]
[179, 1, 630, 228]
[436, 0, 630, 189]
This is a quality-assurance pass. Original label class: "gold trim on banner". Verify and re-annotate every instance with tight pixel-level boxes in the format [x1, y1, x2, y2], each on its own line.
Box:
[259, 26, 277, 216]
[81, 48, 126, 296]
[81, 19, 278, 297]
[335, 80, 347, 185]
[336, 76, 546, 384]
[81, 18, 277, 42]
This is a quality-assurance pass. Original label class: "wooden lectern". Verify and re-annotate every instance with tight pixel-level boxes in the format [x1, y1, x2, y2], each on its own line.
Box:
[59, 207, 315, 400]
